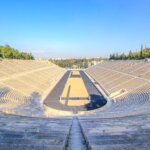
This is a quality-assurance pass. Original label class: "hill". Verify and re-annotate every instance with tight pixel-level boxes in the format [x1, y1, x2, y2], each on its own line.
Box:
[0, 45, 34, 60]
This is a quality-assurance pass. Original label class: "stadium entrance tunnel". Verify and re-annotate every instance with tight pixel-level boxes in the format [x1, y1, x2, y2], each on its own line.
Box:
[44, 70, 107, 114]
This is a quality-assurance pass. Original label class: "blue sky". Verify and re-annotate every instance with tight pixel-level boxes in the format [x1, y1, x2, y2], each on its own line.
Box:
[0, 0, 150, 58]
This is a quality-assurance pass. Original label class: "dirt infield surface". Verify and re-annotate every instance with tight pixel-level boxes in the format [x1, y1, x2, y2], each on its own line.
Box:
[44, 70, 106, 113]
[60, 70, 90, 106]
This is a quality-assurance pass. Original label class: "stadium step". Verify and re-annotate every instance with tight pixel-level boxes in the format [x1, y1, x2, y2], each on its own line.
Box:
[0, 143, 63, 150]
[91, 144, 150, 150]
[65, 117, 90, 150]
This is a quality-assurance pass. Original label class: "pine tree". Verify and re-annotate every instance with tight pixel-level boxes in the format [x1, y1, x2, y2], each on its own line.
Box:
[140, 44, 143, 59]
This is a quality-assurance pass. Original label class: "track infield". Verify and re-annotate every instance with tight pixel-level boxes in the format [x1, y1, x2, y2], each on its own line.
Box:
[60, 70, 90, 106]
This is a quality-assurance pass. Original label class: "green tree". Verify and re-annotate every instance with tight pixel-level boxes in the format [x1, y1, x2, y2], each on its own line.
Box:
[0, 45, 34, 60]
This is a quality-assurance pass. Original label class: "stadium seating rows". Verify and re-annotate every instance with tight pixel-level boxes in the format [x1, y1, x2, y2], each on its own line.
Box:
[85, 60, 150, 117]
[79, 112, 150, 150]
[0, 60, 65, 116]
[79, 61, 150, 149]
[0, 114, 72, 150]
[0, 60, 150, 149]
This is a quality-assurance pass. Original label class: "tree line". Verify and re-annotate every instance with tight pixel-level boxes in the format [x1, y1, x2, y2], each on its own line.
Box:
[50, 58, 102, 68]
[50, 59, 89, 68]
[109, 46, 150, 60]
[0, 45, 34, 60]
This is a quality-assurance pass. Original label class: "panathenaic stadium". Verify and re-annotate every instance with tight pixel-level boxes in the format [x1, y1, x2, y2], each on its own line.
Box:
[0, 59, 150, 149]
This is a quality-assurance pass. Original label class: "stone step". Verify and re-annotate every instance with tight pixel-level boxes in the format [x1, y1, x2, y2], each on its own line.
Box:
[0, 138, 64, 145]
[0, 130, 66, 136]
[0, 143, 63, 150]
[91, 144, 150, 150]
[88, 137, 150, 145]
[87, 134, 150, 141]
[66, 117, 88, 150]
[0, 132, 66, 139]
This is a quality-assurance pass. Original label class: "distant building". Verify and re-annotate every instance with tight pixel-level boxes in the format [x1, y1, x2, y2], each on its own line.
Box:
[91, 61, 101, 66]
[72, 65, 78, 69]
[145, 58, 150, 62]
